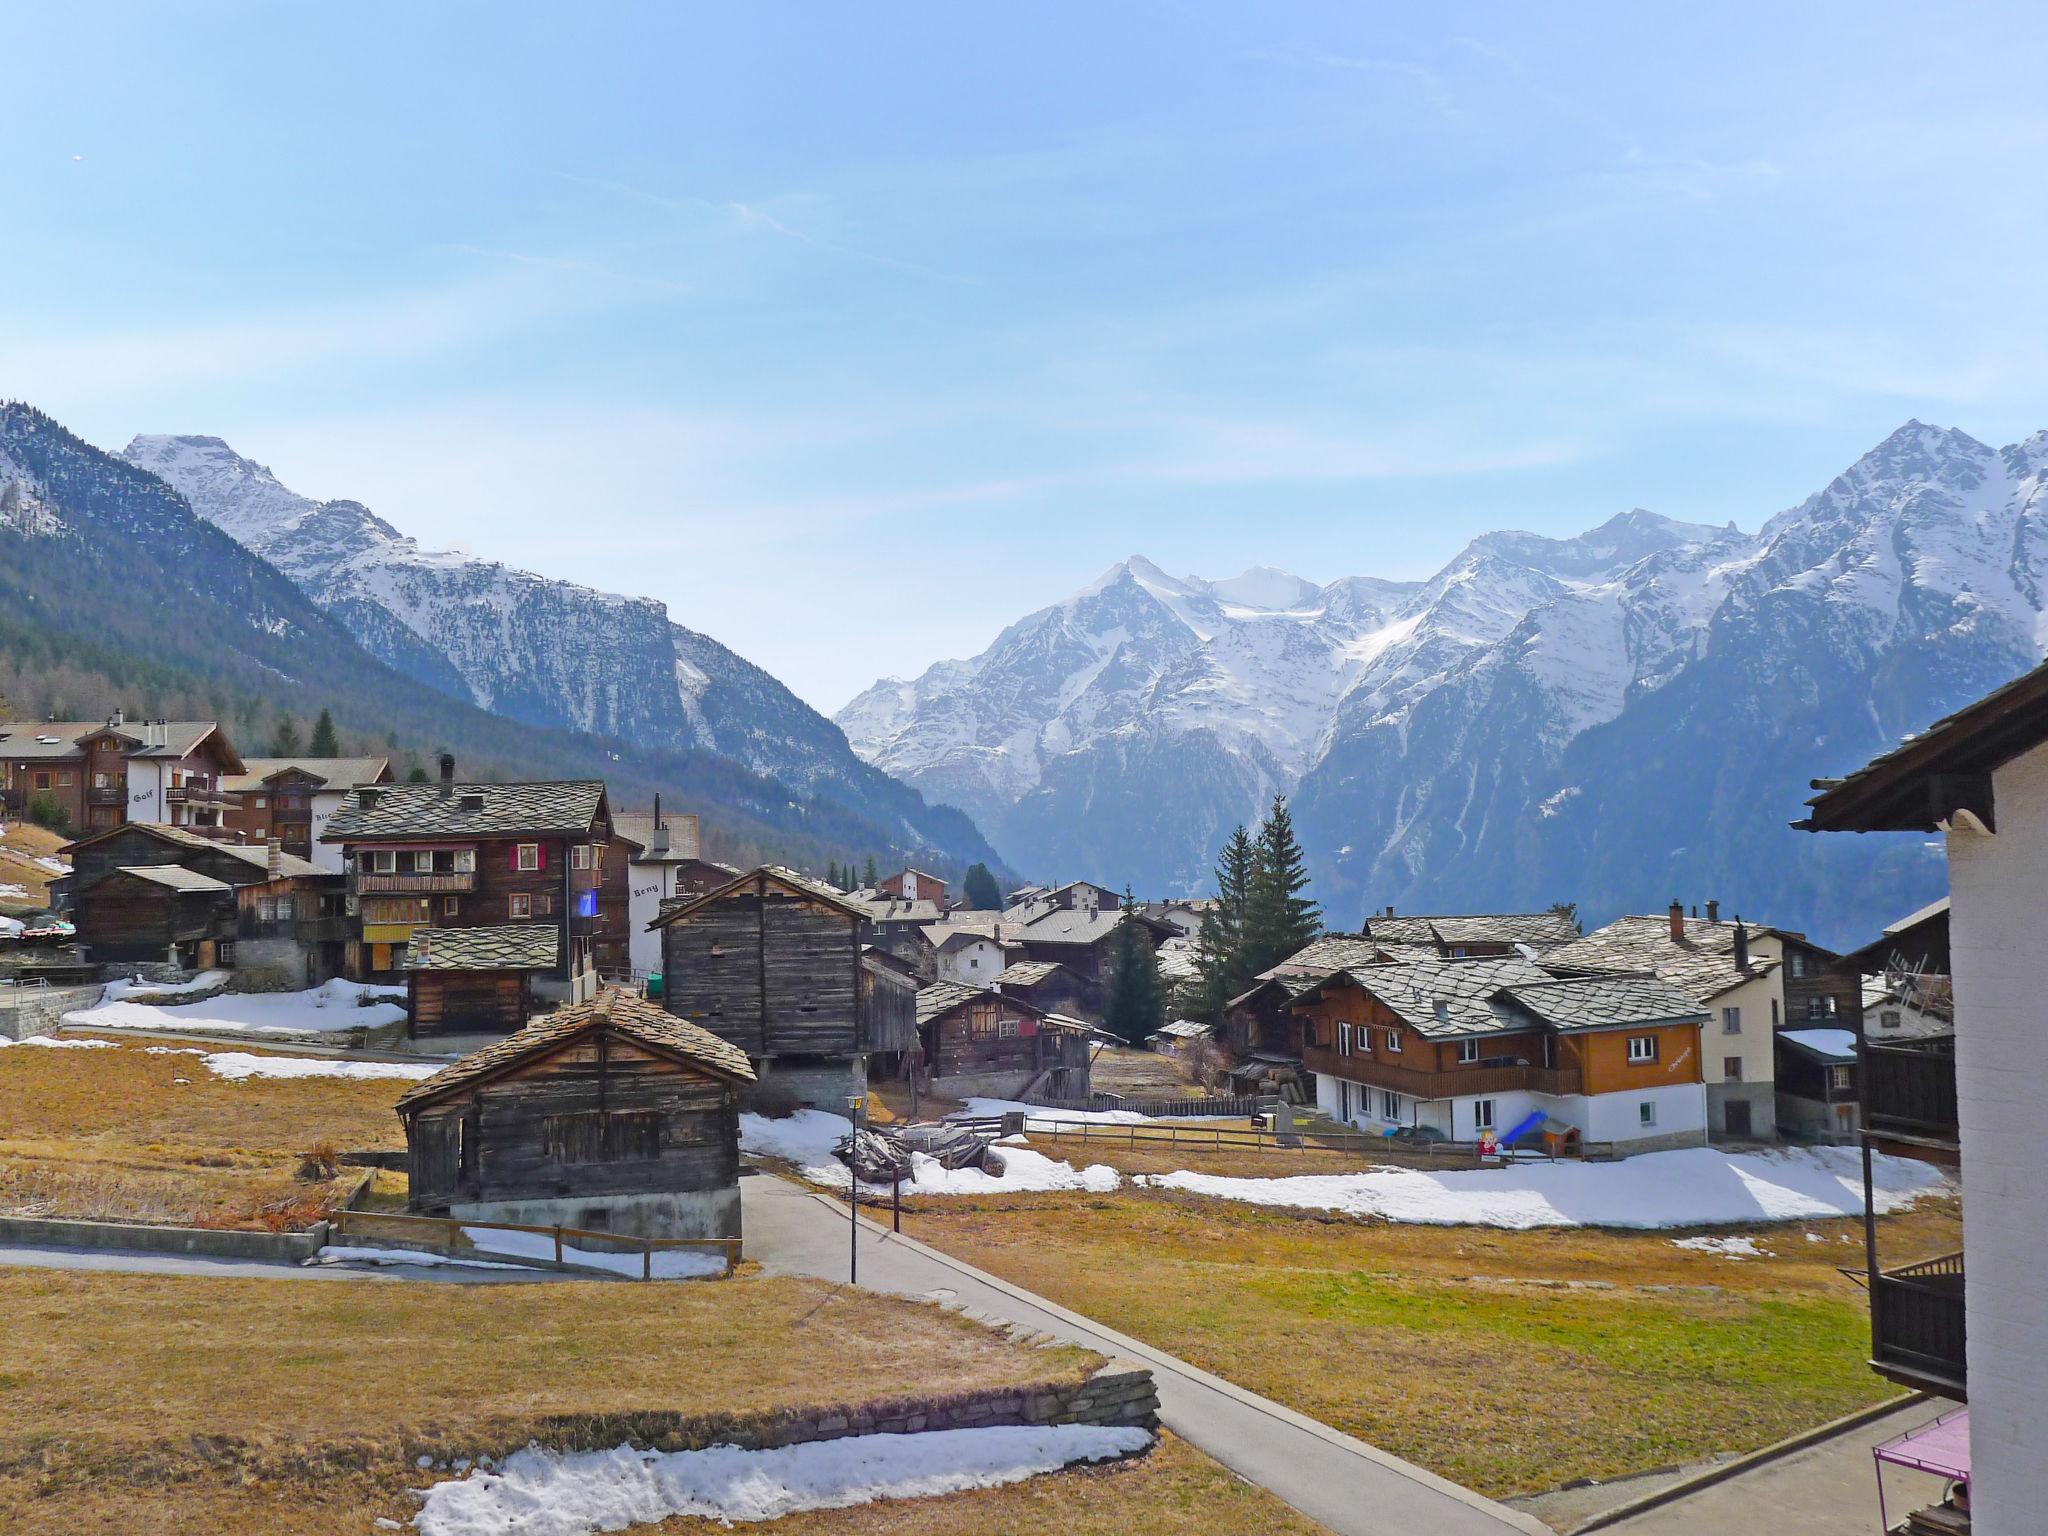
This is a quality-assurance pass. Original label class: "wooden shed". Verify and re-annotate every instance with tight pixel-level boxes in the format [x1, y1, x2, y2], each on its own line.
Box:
[653, 865, 915, 1103]
[405, 924, 560, 1037]
[74, 865, 234, 965]
[911, 981, 1093, 1099]
[395, 985, 756, 1240]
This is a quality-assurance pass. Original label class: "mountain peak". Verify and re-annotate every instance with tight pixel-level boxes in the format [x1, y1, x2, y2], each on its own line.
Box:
[1210, 565, 1319, 611]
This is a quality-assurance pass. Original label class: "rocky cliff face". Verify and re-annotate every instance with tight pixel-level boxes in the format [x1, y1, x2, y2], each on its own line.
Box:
[121, 433, 995, 866]
[840, 424, 2048, 944]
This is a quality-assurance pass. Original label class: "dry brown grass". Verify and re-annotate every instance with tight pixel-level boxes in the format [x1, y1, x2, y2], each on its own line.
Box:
[0, 1267, 1114, 1533]
[899, 1186, 1961, 1497]
[0, 821, 67, 909]
[0, 1034, 408, 1228]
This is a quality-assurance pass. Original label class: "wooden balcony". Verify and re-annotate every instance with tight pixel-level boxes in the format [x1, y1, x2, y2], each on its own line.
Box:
[1862, 1039, 1958, 1145]
[351, 871, 477, 895]
[1302, 1044, 1582, 1100]
[86, 784, 127, 807]
[1870, 1251, 1966, 1399]
[164, 785, 233, 808]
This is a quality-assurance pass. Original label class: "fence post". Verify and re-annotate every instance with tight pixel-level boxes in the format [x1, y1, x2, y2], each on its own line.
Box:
[447, 1218, 458, 1255]
[643, 1243, 652, 1282]
[893, 1169, 902, 1233]
[554, 1227, 564, 1268]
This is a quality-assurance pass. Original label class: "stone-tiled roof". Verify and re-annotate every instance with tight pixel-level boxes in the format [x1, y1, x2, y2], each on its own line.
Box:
[1300, 956, 1557, 1039]
[1497, 974, 1707, 1032]
[323, 780, 606, 841]
[406, 924, 561, 973]
[1363, 911, 1584, 952]
[611, 811, 702, 864]
[914, 979, 987, 1026]
[850, 895, 947, 925]
[1544, 915, 1786, 1003]
[1258, 935, 1389, 981]
[115, 864, 233, 893]
[993, 960, 1066, 987]
[224, 757, 391, 793]
[397, 985, 754, 1110]
[0, 720, 236, 764]
[64, 822, 327, 882]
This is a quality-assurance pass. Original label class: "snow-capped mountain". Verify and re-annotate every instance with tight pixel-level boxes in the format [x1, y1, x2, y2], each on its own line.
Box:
[840, 423, 2048, 944]
[121, 434, 996, 866]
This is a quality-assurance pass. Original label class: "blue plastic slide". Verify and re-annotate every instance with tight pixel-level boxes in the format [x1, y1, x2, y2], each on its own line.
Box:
[1502, 1110, 1548, 1148]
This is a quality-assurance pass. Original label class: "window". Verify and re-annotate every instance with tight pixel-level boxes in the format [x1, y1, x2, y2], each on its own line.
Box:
[1380, 1090, 1399, 1121]
[1638, 1101, 1657, 1129]
[968, 956, 978, 969]
[441, 896, 459, 917]
[1830, 1065, 1853, 1093]
[1789, 952, 1807, 979]
[369, 849, 397, 874]
[998, 1017, 1021, 1039]
[1627, 1035, 1658, 1063]
[453, 848, 477, 873]
[509, 893, 532, 920]
[1720, 1006, 1741, 1035]
[1384, 1029, 1403, 1053]
[410, 850, 435, 873]
[571, 845, 592, 870]
[253, 795, 267, 809]
[57, 771, 73, 787]
[32, 772, 50, 790]
[1807, 997, 1828, 1022]
[1473, 1099, 1495, 1131]
[516, 843, 541, 871]
[1881, 1009, 1901, 1030]
[545, 1110, 661, 1164]
[1337, 1022, 1353, 1057]
[1723, 1056, 1744, 1081]
[1457, 1039, 1481, 1064]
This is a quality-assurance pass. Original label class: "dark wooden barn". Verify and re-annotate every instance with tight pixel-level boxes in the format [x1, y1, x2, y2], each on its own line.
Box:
[653, 866, 916, 1103]
[395, 985, 756, 1240]
[73, 864, 234, 965]
[405, 924, 561, 1037]
[911, 980, 1092, 1099]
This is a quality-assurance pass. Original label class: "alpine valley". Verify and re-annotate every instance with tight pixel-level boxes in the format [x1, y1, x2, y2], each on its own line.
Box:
[0, 402, 1002, 877]
[838, 421, 2048, 946]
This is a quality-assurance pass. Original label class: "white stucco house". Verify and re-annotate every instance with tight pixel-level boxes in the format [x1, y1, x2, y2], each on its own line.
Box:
[1800, 658, 2048, 1534]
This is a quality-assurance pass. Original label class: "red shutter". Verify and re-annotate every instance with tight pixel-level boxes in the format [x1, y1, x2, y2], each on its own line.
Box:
[507, 843, 519, 872]
[537, 842, 548, 870]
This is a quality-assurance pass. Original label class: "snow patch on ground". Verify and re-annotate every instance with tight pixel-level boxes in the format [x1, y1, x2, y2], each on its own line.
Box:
[314, 1246, 530, 1273]
[101, 970, 231, 1001]
[62, 978, 408, 1037]
[1672, 1235, 1764, 1259]
[740, 1109, 1120, 1195]
[411, 1425, 1153, 1535]
[200, 1052, 440, 1083]
[1133, 1146, 1948, 1229]
[1, 1035, 117, 1050]
[462, 1227, 727, 1279]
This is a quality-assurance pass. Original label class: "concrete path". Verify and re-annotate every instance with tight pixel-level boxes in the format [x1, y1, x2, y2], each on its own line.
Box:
[740, 1172, 1549, 1536]
[0, 1243, 555, 1283]
[1593, 1399, 1944, 1535]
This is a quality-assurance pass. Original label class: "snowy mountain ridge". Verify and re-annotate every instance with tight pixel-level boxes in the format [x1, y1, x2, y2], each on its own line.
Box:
[838, 422, 2048, 943]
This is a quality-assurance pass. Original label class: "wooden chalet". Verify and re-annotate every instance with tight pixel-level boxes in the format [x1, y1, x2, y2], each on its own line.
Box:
[652, 866, 917, 1103]
[222, 756, 393, 870]
[395, 985, 756, 1240]
[910, 980, 1092, 1099]
[991, 958, 1090, 1019]
[0, 714, 243, 835]
[320, 756, 619, 996]
[74, 864, 235, 965]
[405, 924, 562, 1037]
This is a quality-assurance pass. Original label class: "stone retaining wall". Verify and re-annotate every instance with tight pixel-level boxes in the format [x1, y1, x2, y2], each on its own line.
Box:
[0, 1213, 330, 1262]
[0, 983, 104, 1041]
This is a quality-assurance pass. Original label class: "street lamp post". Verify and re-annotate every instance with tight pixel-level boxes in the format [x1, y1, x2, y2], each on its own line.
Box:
[844, 1091, 865, 1285]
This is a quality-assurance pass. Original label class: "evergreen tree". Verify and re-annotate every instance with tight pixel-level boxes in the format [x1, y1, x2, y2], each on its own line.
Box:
[1241, 795, 1321, 977]
[309, 708, 340, 757]
[863, 855, 879, 888]
[826, 859, 840, 889]
[962, 862, 1002, 910]
[1183, 825, 1257, 1022]
[1101, 886, 1167, 1046]
[270, 714, 304, 756]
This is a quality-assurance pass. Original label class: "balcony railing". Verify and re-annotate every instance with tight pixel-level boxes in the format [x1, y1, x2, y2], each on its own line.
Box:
[1302, 1045, 1582, 1101]
[164, 785, 233, 808]
[1870, 1250, 1966, 1398]
[86, 784, 127, 807]
[351, 871, 477, 895]
[1862, 1039, 1958, 1142]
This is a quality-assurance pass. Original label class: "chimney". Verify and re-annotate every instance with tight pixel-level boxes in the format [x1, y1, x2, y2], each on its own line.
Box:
[1691, 904, 1699, 919]
[1386, 905, 1395, 918]
[267, 838, 282, 880]
[1733, 921, 1749, 971]
[652, 792, 663, 830]
[110, 709, 124, 727]
[1668, 900, 1684, 941]
[1705, 899, 1720, 924]
[438, 752, 455, 785]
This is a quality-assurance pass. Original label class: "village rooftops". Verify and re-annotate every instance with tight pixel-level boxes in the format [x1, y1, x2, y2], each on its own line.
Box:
[63, 821, 328, 881]
[395, 985, 755, 1112]
[0, 718, 241, 766]
[406, 924, 562, 973]
[1362, 911, 1584, 952]
[222, 757, 392, 793]
[322, 779, 607, 841]
[916, 979, 1030, 1026]
[113, 864, 233, 893]
[992, 959, 1066, 987]
[1154, 1019, 1213, 1040]
[1291, 956, 1557, 1039]
[1496, 974, 1708, 1032]
[849, 895, 947, 924]
[611, 810, 706, 865]
[1257, 935, 1392, 982]
[646, 865, 869, 929]
[1543, 914, 1789, 1003]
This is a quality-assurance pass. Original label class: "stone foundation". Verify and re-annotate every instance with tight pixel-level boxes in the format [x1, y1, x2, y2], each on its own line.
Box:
[448, 1186, 742, 1242]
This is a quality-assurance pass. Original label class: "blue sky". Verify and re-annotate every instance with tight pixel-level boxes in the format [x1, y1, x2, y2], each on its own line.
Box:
[8, 3, 2048, 710]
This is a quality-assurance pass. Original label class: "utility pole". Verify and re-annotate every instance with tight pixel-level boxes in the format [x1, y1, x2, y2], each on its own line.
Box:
[845, 1091, 865, 1285]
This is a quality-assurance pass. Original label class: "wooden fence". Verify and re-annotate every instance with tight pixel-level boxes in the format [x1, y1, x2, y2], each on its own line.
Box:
[1025, 1092, 1267, 1119]
[330, 1208, 740, 1279]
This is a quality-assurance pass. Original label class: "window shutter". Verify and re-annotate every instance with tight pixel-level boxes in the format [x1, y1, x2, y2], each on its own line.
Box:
[538, 842, 548, 870]
[507, 843, 519, 872]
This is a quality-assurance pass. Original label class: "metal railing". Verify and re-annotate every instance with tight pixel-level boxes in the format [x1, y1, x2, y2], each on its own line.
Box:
[331, 1208, 739, 1279]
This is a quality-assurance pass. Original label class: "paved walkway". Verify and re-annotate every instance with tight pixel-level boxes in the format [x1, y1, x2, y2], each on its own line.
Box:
[740, 1172, 1549, 1536]
[1594, 1399, 1944, 1536]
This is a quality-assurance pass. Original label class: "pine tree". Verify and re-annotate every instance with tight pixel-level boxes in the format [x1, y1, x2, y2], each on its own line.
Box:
[962, 862, 1002, 910]
[863, 855, 879, 888]
[826, 859, 840, 889]
[1101, 886, 1167, 1046]
[1183, 825, 1256, 1022]
[270, 714, 304, 756]
[309, 708, 340, 757]
[1241, 795, 1321, 977]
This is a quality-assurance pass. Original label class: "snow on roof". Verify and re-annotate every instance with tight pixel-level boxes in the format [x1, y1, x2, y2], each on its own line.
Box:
[1780, 1028, 1859, 1061]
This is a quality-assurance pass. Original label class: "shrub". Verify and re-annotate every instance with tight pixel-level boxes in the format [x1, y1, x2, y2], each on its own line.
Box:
[25, 791, 69, 832]
[295, 1140, 343, 1183]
